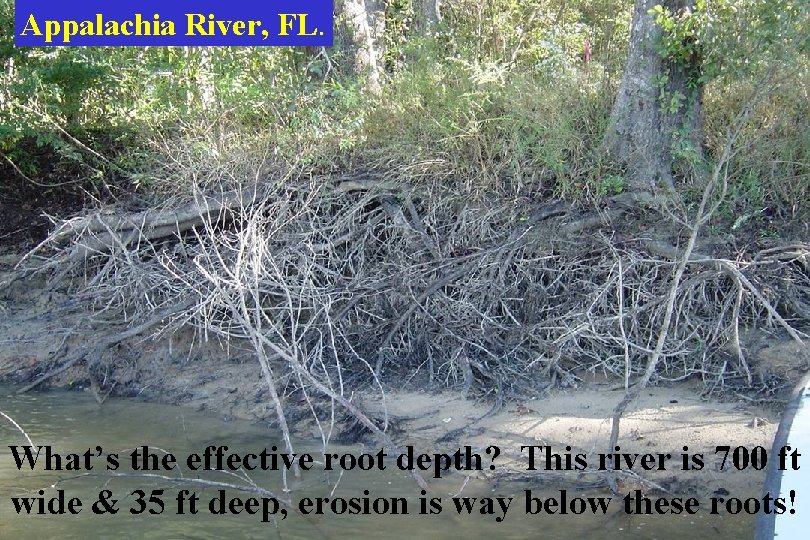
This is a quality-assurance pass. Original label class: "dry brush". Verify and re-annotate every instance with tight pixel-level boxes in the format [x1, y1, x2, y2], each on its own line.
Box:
[6, 173, 809, 453]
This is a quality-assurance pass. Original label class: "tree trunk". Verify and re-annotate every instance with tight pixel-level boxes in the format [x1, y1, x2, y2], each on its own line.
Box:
[605, 0, 703, 194]
[198, 47, 215, 112]
[413, 0, 442, 34]
[339, 0, 382, 94]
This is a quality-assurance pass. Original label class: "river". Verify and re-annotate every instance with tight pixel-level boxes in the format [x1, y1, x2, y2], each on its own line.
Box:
[0, 387, 759, 539]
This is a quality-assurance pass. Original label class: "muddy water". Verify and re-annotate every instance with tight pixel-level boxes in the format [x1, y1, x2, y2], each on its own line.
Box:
[0, 388, 757, 539]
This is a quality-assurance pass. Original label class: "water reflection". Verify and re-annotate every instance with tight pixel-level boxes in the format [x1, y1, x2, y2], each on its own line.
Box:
[0, 388, 756, 539]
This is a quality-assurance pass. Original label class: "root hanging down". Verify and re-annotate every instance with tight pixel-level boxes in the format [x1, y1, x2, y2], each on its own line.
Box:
[10, 173, 809, 461]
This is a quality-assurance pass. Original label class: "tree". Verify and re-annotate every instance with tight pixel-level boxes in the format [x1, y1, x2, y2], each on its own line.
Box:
[414, 0, 442, 34]
[605, 0, 703, 194]
[339, 0, 383, 93]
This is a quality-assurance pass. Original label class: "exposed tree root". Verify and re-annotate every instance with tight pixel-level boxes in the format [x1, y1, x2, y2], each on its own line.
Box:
[605, 103, 807, 493]
[16, 299, 195, 394]
[9, 171, 809, 495]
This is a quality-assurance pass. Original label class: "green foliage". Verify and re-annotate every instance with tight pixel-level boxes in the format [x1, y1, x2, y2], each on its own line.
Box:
[704, 71, 809, 221]
[652, 0, 808, 86]
[598, 174, 625, 196]
[439, 0, 632, 75]
[0, 0, 806, 228]
[352, 54, 610, 198]
[381, 0, 415, 72]
[646, 0, 807, 225]
[651, 2, 704, 88]
[1, 0, 627, 201]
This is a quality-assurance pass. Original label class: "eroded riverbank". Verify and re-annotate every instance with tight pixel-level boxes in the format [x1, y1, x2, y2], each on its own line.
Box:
[2, 247, 808, 538]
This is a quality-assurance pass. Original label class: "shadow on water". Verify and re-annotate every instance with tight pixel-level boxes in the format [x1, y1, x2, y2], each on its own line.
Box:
[0, 387, 758, 539]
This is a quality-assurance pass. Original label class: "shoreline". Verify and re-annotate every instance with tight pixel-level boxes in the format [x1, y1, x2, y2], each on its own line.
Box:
[0, 250, 803, 500]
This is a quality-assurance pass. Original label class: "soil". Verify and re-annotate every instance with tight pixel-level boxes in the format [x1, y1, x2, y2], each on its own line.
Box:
[0, 202, 52, 252]
[0, 181, 88, 254]
[2, 249, 808, 500]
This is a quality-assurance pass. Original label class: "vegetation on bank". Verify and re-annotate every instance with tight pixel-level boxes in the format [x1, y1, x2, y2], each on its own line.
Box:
[1, 1, 806, 226]
[0, 1, 808, 459]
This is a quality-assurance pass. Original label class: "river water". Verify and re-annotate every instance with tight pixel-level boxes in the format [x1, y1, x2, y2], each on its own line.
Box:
[0, 388, 758, 539]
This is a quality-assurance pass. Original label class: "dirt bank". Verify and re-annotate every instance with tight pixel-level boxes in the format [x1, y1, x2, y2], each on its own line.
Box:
[3, 249, 808, 500]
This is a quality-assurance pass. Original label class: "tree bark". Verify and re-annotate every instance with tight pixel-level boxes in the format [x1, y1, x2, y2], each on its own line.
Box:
[413, 0, 442, 34]
[605, 0, 703, 194]
[339, 0, 383, 94]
